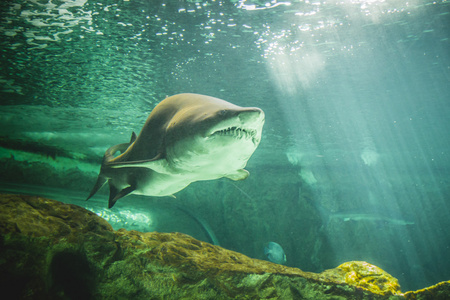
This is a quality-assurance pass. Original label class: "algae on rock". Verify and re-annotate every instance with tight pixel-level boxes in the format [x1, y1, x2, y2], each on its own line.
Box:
[0, 194, 448, 299]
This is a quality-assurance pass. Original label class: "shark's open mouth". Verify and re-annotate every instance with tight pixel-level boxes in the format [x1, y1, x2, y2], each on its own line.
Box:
[211, 126, 257, 142]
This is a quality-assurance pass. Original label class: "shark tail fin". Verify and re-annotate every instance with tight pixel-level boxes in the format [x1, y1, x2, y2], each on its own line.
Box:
[104, 143, 132, 163]
[108, 185, 135, 208]
[86, 174, 108, 201]
[103, 133, 137, 164]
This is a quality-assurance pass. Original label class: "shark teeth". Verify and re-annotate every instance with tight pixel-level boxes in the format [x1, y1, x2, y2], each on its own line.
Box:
[212, 126, 257, 140]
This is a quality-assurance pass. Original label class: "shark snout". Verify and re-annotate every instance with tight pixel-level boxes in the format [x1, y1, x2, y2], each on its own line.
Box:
[237, 108, 265, 127]
[206, 106, 265, 142]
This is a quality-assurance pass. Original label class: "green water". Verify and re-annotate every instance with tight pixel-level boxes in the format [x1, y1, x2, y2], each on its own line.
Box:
[1, 0, 449, 292]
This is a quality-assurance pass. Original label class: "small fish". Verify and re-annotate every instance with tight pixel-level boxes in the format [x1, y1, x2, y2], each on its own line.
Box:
[264, 242, 286, 264]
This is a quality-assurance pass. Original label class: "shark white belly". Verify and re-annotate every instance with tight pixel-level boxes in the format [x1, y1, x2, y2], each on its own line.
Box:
[86, 93, 265, 208]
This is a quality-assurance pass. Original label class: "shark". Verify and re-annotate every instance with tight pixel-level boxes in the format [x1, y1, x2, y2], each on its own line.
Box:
[328, 212, 415, 226]
[86, 93, 265, 208]
[308, 197, 415, 228]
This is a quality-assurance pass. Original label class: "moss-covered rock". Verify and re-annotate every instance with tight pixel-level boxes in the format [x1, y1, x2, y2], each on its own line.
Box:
[403, 280, 450, 300]
[0, 193, 447, 299]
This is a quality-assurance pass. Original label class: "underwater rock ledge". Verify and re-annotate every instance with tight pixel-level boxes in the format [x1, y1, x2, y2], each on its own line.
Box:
[0, 194, 448, 299]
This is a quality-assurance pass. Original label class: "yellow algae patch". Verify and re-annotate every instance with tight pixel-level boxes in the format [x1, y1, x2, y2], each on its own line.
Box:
[336, 261, 402, 296]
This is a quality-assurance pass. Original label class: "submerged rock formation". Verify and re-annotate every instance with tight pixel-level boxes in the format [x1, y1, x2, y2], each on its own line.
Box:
[0, 193, 448, 299]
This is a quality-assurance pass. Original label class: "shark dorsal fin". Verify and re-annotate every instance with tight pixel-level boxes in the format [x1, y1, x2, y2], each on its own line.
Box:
[130, 132, 137, 144]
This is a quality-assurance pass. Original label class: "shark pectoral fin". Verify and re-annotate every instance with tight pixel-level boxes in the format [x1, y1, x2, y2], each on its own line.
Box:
[86, 174, 107, 201]
[225, 169, 250, 181]
[108, 185, 135, 208]
[108, 156, 170, 174]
